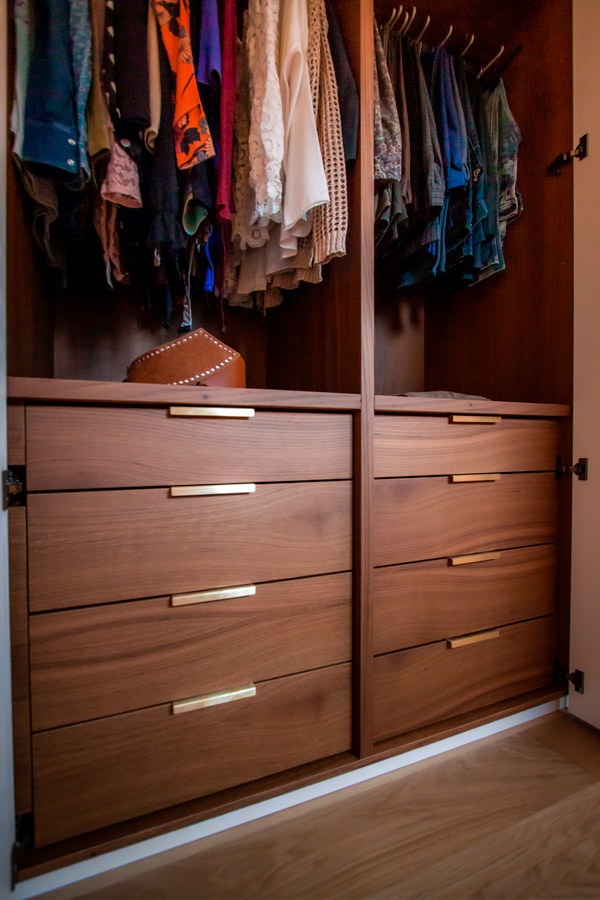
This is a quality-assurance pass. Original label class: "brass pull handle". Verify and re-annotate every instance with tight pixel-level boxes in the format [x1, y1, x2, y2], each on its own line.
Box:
[450, 415, 501, 425]
[172, 585, 256, 606]
[169, 406, 255, 419]
[449, 473, 501, 483]
[447, 629, 500, 649]
[172, 684, 256, 714]
[170, 483, 256, 497]
[449, 552, 501, 567]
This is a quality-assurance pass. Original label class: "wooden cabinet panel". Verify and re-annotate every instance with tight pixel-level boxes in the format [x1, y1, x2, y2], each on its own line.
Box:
[373, 473, 558, 567]
[30, 572, 352, 730]
[373, 545, 556, 654]
[373, 617, 555, 743]
[32, 664, 352, 846]
[28, 482, 353, 610]
[25, 406, 353, 490]
[374, 415, 559, 477]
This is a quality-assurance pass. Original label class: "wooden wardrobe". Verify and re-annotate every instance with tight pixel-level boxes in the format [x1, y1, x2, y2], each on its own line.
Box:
[5, 0, 576, 880]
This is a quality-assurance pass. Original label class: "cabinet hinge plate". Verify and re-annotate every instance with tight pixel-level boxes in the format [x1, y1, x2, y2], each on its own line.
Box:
[555, 456, 588, 481]
[2, 467, 26, 509]
[569, 669, 585, 694]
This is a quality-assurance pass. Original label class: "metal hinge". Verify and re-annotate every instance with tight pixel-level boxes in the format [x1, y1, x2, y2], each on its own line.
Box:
[569, 669, 585, 694]
[12, 812, 33, 888]
[2, 466, 26, 509]
[555, 456, 588, 481]
[549, 133, 589, 174]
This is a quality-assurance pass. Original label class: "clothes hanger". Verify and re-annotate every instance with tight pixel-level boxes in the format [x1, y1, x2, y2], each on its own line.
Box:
[436, 24, 453, 49]
[394, 9, 409, 33]
[383, 6, 401, 29]
[478, 44, 505, 78]
[400, 5, 416, 35]
[459, 33, 475, 58]
[413, 14, 431, 44]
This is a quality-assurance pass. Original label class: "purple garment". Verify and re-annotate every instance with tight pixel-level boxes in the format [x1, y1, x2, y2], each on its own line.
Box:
[196, 0, 221, 86]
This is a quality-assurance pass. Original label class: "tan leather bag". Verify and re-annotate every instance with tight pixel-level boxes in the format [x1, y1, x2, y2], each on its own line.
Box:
[126, 328, 246, 387]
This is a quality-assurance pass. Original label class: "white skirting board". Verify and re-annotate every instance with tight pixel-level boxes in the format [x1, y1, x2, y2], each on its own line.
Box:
[14, 697, 567, 899]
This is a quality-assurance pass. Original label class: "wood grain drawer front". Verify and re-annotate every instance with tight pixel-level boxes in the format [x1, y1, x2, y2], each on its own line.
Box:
[373, 473, 557, 567]
[25, 406, 352, 489]
[374, 415, 559, 478]
[30, 572, 352, 730]
[32, 663, 352, 846]
[28, 482, 352, 611]
[373, 545, 556, 654]
[373, 617, 555, 743]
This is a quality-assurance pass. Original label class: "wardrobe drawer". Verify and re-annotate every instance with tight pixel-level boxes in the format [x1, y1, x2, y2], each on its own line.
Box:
[373, 545, 556, 654]
[373, 472, 557, 567]
[25, 405, 353, 490]
[28, 481, 352, 610]
[30, 572, 352, 730]
[373, 617, 555, 743]
[32, 663, 352, 846]
[374, 415, 559, 477]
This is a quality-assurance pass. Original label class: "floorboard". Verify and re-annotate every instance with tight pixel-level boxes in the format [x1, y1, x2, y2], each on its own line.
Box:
[36, 711, 600, 899]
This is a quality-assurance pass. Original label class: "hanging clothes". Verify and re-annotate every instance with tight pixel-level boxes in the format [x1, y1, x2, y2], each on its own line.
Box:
[152, 0, 215, 169]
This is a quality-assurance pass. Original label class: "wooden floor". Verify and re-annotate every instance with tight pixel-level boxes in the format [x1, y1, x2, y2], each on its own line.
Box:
[38, 710, 600, 899]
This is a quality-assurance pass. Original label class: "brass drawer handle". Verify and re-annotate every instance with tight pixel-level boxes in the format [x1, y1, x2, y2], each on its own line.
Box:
[447, 629, 500, 649]
[449, 552, 501, 567]
[169, 406, 255, 418]
[171, 585, 256, 606]
[170, 483, 256, 497]
[450, 415, 501, 425]
[450, 473, 501, 483]
[172, 684, 257, 714]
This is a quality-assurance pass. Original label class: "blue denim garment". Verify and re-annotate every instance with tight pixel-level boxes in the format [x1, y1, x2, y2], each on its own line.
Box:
[22, 0, 91, 181]
[424, 46, 469, 191]
[395, 39, 445, 287]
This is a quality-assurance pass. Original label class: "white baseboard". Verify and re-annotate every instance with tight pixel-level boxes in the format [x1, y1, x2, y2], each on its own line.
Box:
[14, 697, 566, 899]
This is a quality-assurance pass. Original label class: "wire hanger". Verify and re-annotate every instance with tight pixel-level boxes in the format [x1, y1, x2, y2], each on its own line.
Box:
[478, 45, 505, 78]
[401, 5, 417, 35]
[460, 33, 475, 58]
[414, 14, 431, 44]
[437, 24, 453, 49]
[383, 6, 402, 29]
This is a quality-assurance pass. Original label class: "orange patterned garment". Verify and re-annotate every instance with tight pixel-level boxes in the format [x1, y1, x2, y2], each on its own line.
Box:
[152, 0, 215, 169]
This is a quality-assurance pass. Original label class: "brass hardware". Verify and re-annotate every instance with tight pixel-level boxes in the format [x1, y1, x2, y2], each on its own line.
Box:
[172, 684, 256, 714]
[450, 415, 501, 425]
[169, 406, 255, 419]
[450, 473, 501, 483]
[171, 585, 257, 606]
[447, 629, 501, 649]
[170, 483, 256, 497]
[449, 551, 501, 567]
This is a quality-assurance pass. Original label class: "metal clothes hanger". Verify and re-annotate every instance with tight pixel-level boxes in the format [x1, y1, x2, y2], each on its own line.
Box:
[437, 24, 453, 49]
[460, 33, 475, 58]
[478, 45, 505, 78]
[400, 5, 416, 35]
[413, 14, 431, 44]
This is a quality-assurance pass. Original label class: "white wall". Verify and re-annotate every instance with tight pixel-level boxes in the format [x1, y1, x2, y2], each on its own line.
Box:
[570, 0, 600, 728]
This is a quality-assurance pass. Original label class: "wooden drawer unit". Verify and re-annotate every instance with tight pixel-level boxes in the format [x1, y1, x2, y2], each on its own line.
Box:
[30, 572, 352, 730]
[373, 617, 556, 743]
[32, 663, 352, 846]
[373, 472, 558, 567]
[25, 406, 353, 489]
[373, 545, 556, 654]
[374, 414, 559, 478]
[28, 481, 352, 610]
